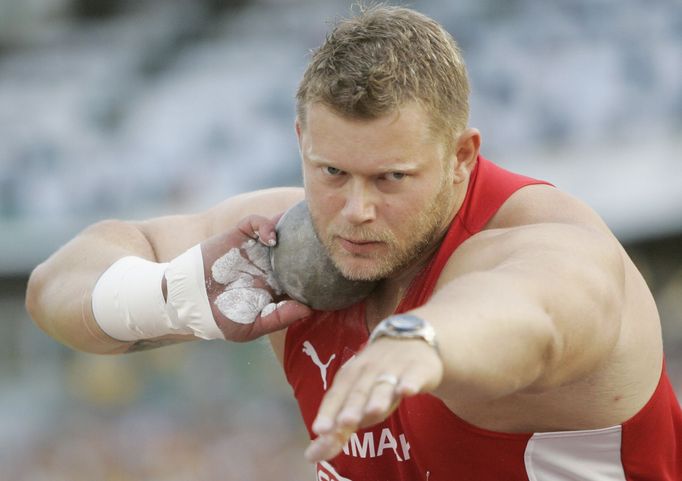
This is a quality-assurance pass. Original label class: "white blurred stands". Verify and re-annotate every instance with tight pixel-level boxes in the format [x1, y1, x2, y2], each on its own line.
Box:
[0, 0, 681, 275]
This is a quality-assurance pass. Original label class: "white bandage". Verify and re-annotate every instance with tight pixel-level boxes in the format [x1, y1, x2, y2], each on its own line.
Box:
[91, 245, 224, 342]
[165, 245, 224, 340]
[91, 256, 174, 341]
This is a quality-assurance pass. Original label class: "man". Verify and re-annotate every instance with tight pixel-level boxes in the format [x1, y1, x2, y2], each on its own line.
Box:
[25, 5, 681, 480]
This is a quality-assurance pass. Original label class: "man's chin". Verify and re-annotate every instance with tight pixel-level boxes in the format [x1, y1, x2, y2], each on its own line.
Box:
[332, 256, 394, 282]
[340, 270, 385, 282]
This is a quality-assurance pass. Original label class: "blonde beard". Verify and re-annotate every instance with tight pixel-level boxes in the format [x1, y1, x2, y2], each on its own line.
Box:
[317, 179, 456, 282]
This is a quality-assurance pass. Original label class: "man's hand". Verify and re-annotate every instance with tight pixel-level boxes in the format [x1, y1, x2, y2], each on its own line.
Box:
[200, 214, 312, 342]
[304, 338, 443, 462]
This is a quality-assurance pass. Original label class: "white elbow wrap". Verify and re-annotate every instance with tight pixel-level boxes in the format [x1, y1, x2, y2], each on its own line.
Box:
[91, 245, 224, 342]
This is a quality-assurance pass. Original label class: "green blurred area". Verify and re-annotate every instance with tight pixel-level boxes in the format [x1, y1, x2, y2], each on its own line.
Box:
[1, 279, 311, 480]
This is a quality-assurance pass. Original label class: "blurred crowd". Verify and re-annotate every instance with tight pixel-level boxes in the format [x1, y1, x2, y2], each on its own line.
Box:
[0, 0, 680, 233]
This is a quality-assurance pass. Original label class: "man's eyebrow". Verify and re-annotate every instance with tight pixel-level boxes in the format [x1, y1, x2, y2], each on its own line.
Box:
[304, 151, 329, 165]
[305, 150, 419, 172]
[380, 161, 419, 172]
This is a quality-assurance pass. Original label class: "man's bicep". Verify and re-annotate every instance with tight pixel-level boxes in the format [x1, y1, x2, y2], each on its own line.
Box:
[135, 187, 304, 262]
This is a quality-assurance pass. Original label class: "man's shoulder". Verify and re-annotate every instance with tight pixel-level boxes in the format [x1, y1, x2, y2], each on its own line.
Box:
[486, 183, 612, 235]
[436, 183, 622, 283]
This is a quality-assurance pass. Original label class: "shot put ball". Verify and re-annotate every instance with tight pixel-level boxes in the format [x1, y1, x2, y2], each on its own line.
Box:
[269, 200, 377, 311]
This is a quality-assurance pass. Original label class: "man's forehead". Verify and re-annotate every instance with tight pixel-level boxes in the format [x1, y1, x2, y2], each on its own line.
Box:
[301, 103, 438, 150]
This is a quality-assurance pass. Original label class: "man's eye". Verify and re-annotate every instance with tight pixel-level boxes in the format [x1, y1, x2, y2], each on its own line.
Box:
[323, 166, 343, 176]
[385, 172, 406, 181]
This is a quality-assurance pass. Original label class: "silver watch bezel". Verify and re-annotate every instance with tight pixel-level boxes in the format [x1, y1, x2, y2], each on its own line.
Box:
[368, 314, 438, 351]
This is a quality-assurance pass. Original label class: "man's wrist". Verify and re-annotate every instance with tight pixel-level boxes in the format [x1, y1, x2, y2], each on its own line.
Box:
[164, 244, 223, 340]
[368, 314, 439, 354]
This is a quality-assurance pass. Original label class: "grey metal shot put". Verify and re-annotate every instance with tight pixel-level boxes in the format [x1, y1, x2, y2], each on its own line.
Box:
[269, 201, 376, 311]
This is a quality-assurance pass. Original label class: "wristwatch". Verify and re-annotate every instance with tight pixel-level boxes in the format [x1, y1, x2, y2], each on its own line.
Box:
[368, 314, 439, 353]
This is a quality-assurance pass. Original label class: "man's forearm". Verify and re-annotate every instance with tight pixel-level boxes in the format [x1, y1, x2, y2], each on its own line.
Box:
[25, 219, 188, 354]
[26, 210, 312, 355]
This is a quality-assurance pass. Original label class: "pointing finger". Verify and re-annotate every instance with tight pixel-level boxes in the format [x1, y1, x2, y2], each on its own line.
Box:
[312, 362, 366, 435]
[304, 430, 351, 463]
[363, 374, 400, 420]
[255, 212, 285, 246]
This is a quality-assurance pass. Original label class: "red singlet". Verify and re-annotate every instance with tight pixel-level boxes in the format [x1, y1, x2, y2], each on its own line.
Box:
[283, 156, 682, 481]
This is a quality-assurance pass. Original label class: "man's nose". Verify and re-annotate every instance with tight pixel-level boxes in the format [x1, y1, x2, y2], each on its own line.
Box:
[341, 182, 376, 225]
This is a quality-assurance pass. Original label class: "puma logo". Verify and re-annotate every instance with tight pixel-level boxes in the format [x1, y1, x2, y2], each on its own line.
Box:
[303, 341, 336, 390]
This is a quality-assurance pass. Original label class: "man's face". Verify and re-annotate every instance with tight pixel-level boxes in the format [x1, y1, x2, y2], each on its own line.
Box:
[297, 102, 460, 281]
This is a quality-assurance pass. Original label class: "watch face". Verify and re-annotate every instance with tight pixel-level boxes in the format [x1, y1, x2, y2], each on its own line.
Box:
[390, 315, 424, 332]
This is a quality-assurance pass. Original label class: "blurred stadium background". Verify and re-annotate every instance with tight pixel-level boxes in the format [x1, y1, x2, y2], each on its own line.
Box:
[0, 0, 680, 479]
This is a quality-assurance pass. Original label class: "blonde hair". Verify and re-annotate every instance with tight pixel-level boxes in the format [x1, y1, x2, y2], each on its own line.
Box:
[296, 4, 470, 141]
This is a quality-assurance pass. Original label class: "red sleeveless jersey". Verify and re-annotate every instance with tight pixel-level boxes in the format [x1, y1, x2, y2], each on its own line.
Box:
[283, 156, 682, 481]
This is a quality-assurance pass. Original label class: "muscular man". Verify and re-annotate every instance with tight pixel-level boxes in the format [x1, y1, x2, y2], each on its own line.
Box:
[26, 6, 680, 480]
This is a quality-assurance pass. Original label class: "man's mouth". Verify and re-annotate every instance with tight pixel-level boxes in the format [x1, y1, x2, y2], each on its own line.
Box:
[337, 237, 382, 255]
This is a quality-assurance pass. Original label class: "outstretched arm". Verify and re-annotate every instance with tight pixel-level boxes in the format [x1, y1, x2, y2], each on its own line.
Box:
[25, 187, 304, 354]
[418, 222, 625, 400]
[305, 220, 626, 461]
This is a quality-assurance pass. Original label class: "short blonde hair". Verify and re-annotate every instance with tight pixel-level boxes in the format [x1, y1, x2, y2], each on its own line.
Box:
[296, 4, 470, 141]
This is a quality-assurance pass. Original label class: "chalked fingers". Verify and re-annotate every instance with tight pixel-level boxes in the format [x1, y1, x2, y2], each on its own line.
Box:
[257, 300, 312, 334]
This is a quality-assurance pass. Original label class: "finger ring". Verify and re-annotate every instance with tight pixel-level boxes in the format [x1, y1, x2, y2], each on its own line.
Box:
[375, 373, 399, 387]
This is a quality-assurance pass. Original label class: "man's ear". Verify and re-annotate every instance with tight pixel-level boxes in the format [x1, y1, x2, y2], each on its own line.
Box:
[452, 128, 481, 183]
[295, 118, 302, 144]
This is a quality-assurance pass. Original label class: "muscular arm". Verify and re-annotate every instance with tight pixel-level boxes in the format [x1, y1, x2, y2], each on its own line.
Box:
[305, 187, 630, 462]
[416, 221, 625, 402]
[25, 187, 303, 354]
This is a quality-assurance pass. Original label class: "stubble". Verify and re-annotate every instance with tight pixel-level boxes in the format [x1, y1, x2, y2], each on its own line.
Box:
[317, 175, 456, 282]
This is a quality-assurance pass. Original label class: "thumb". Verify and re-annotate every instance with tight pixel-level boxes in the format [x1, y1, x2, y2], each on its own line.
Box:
[257, 300, 313, 334]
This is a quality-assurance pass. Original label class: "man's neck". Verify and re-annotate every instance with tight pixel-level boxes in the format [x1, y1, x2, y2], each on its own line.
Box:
[366, 177, 470, 327]
[365, 213, 455, 329]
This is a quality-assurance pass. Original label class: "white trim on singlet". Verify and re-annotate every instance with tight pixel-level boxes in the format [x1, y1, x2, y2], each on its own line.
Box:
[524, 425, 627, 480]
